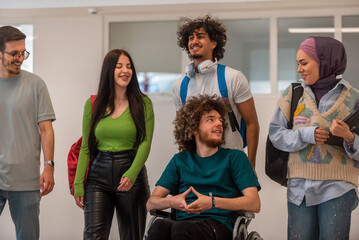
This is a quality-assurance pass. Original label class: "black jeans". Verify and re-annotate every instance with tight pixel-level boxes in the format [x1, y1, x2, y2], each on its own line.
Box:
[84, 150, 150, 240]
[147, 218, 232, 240]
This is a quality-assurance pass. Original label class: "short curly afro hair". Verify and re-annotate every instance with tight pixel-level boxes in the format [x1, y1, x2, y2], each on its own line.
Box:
[173, 94, 228, 152]
[177, 15, 227, 61]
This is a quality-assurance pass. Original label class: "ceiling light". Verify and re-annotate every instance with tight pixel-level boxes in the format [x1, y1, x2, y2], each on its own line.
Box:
[288, 27, 359, 33]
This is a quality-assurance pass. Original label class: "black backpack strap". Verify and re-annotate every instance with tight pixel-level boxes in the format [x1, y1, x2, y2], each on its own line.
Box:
[288, 82, 303, 129]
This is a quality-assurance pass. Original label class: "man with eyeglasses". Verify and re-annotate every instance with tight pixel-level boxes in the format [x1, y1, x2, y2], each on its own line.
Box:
[0, 26, 56, 240]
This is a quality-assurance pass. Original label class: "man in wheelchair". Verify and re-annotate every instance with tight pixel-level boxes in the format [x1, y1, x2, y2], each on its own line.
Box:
[146, 95, 261, 240]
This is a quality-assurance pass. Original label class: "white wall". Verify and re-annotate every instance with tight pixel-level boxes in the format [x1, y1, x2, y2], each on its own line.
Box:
[0, 14, 104, 239]
[0, 2, 359, 239]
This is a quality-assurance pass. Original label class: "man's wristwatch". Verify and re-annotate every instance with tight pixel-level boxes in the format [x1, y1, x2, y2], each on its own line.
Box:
[44, 160, 55, 167]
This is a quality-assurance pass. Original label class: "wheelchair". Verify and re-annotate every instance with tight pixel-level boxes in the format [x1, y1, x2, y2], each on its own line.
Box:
[144, 209, 262, 240]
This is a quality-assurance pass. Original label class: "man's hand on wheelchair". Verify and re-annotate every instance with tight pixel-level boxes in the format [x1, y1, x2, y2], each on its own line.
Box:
[186, 187, 212, 214]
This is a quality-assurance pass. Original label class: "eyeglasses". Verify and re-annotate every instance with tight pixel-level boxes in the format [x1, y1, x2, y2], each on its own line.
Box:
[1, 50, 30, 60]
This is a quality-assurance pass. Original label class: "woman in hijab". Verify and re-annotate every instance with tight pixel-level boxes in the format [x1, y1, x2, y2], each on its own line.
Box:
[269, 36, 359, 239]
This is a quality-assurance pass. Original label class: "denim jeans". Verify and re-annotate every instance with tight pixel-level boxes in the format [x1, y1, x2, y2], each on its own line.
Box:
[288, 189, 358, 240]
[0, 189, 41, 240]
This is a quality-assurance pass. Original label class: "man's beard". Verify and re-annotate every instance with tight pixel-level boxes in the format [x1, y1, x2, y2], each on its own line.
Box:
[198, 130, 223, 148]
[1, 58, 21, 75]
[191, 53, 202, 59]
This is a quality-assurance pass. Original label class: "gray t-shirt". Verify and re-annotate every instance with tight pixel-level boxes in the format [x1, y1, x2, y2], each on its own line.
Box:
[0, 70, 56, 191]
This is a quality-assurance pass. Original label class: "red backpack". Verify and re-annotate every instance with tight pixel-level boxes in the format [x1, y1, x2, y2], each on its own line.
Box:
[67, 95, 96, 196]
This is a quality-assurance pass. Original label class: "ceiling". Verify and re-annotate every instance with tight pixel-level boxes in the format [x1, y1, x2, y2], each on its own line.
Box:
[0, 0, 357, 19]
[0, 0, 275, 9]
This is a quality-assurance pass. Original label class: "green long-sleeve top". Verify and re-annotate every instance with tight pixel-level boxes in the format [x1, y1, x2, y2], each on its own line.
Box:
[73, 96, 154, 196]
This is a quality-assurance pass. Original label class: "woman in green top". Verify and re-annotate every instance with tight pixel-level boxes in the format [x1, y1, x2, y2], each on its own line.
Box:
[74, 49, 154, 240]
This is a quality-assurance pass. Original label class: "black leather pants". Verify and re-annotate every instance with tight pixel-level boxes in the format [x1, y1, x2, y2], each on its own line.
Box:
[83, 150, 150, 240]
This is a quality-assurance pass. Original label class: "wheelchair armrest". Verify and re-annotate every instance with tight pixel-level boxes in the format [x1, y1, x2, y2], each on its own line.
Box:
[145, 210, 172, 239]
[145, 209, 176, 239]
[234, 210, 255, 219]
[149, 209, 172, 218]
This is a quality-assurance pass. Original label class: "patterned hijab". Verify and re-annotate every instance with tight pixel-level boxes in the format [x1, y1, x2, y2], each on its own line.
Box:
[298, 36, 347, 104]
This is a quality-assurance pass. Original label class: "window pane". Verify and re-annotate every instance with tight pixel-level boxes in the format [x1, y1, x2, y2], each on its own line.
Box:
[342, 15, 359, 90]
[0, 24, 33, 72]
[110, 21, 181, 93]
[278, 17, 333, 92]
[222, 19, 270, 94]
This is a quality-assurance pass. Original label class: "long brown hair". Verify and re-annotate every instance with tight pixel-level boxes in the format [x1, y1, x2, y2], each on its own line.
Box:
[88, 49, 146, 156]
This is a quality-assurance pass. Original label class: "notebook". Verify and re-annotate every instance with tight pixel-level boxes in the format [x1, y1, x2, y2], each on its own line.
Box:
[326, 108, 359, 146]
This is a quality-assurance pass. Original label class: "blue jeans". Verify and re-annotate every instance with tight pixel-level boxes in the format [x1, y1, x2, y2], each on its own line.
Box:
[288, 189, 358, 240]
[0, 190, 41, 240]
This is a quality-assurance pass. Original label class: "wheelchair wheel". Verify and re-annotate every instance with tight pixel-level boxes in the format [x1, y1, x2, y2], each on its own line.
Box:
[235, 219, 248, 240]
[247, 231, 262, 240]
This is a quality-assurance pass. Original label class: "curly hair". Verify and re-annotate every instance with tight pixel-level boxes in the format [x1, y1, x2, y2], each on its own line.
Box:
[173, 95, 228, 152]
[177, 15, 227, 61]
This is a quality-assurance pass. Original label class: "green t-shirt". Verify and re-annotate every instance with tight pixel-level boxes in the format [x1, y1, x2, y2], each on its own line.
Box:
[156, 148, 260, 231]
[74, 96, 154, 196]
